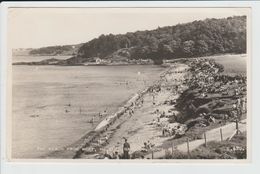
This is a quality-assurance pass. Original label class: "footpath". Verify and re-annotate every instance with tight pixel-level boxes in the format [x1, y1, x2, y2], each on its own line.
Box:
[146, 119, 246, 159]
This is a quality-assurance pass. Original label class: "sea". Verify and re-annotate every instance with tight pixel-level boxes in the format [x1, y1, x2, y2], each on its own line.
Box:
[12, 55, 166, 158]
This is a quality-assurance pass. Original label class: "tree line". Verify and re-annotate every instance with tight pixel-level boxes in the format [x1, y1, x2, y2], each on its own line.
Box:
[30, 45, 74, 55]
[77, 16, 246, 64]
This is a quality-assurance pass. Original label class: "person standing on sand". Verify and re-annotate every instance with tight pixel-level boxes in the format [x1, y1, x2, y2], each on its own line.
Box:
[128, 110, 132, 117]
[105, 135, 108, 144]
[90, 116, 94, 125]
[123, 138, 130, 159]
[103, 109, 107, 116]
[152, 94, 156, 106]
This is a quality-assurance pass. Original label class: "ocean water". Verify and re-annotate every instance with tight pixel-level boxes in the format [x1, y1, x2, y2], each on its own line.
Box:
[12, 61, 165, 158]
[211, 54, 247, 75]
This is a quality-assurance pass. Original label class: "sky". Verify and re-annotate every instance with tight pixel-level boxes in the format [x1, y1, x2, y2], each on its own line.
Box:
[8, 8, 249, 49]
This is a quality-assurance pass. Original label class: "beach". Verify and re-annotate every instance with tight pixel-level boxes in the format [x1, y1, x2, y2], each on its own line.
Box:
[11, 54, 247, 159]
[73, 54, 247, 159]
[72, 62, 188, 159]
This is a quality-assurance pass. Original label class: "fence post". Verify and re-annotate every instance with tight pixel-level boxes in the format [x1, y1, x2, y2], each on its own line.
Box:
[204, 132, 207, 147]
[236, 118, 239, 135]
[186, 137, 190, 158]
[171, 142, 174, 158]
[220, 128, 223, 141]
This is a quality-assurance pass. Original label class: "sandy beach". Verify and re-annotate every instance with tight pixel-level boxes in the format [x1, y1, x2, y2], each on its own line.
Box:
[74, 55, 247, 160]
[76, 62, 190, 159]
[35, 55, 247, 160]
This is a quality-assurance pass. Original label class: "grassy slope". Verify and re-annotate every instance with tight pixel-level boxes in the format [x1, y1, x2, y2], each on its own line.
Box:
[189, 131, 247, 159]
[163, 132, 247, 159]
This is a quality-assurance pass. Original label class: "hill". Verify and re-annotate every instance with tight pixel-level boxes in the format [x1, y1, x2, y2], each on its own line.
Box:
[12, 16, 247, 66]
[76, 16, 246, 64]
[29, 44, 83, 56]
[12, 48, 33, 56]
[13, 44, 83, 56]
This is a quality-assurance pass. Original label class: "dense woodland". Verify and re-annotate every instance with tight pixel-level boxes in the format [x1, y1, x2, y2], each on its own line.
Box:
[77, 16, 246, 64]
[27, 16, 246, 65]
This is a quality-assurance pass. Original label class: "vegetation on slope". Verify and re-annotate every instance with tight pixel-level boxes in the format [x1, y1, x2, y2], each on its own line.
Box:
[164, 132, 247, 159]
[77, 16, 246, 64]
[13, 16, 247, 66]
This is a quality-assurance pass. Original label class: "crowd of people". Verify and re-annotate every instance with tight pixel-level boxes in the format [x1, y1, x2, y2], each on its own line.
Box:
[183, 58, 247, 122]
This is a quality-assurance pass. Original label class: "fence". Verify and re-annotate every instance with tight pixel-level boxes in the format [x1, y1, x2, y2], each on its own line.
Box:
[149, 119, 244, 159]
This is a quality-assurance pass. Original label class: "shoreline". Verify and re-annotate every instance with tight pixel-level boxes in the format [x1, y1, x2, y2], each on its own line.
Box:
[94, 67, 171, 133]
[73, 63, 187, 159]
[75, 56, 246, 159]
[40, 66, 170, 159]
[39, 54, 247, 159]
[72, 66, 172, 159]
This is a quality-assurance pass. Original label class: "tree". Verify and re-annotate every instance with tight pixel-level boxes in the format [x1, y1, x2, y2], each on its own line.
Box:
[182, 40, 195, 57]
[196, 40, 209, 56]
[151, 53, 163, 65]
[169, 40, 179, 52]
[146, 36, 159, 52]
[158, 42, 173, 59]
[119, 36, 131, 48]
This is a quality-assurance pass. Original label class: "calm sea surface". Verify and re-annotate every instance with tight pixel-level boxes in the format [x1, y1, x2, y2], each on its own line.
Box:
[211, 54, 247, 75]
[12, 56, 165, 158]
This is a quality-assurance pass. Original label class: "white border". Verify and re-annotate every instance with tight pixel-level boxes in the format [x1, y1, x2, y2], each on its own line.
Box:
[1, 1, 260, 174]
